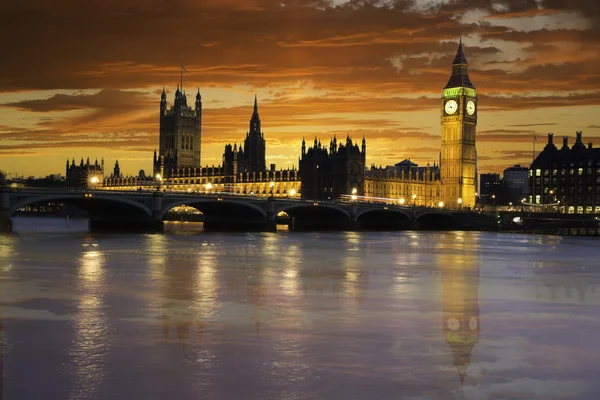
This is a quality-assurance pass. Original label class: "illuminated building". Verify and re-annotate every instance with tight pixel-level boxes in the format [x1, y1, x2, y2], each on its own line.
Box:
[102, 40, 476, 206]
[440, 39, 478, 209]
[364, 160, 441, 207]
[104, 97, 301, 197]
[530, 132, 600, 214]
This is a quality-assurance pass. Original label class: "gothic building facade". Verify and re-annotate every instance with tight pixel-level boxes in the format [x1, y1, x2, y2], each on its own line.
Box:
[154, 86, 202, 176]
[299, 135, 366, 200]
[223, 96, 267, 179]
[66, 157, 104, 185]
[103, 40, 478, 208]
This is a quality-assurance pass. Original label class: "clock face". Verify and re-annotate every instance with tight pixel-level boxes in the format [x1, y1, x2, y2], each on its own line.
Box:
[469, 317, 478, 330]
[445, 100, 458, 115]
[447, 317, 460, 331]
[466, 100, 476, 116]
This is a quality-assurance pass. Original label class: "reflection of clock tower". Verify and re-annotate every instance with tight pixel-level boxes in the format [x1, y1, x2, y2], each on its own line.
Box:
[441, 39, 478, 209]
[442, 256, 480, 388]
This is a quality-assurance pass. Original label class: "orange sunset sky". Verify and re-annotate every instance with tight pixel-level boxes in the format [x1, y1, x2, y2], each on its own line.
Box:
[1, 0, 599, 178]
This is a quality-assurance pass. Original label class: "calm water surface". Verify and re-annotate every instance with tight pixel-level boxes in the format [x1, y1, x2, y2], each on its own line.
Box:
[1, 225, 599, 400]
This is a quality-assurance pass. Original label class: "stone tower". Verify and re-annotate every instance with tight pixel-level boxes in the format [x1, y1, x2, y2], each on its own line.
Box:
[158, 86, 202, 173]
[440, 39, 478, 209]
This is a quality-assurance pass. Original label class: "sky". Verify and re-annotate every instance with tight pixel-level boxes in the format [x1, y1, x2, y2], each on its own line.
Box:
[1, 0, 599, 178]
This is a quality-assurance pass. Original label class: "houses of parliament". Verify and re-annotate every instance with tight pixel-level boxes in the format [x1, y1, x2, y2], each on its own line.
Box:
[97, 41, 478, 209]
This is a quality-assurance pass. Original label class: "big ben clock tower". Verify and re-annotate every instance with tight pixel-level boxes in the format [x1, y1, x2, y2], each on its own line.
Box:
[441, 39, 477, 209]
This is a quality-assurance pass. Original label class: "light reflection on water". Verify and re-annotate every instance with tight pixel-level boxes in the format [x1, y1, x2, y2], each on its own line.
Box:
[69, 247, 110, 400]
[0, 232, 599, 399]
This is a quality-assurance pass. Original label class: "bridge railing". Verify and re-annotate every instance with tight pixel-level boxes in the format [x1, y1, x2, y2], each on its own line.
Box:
[8, 187, 457, 211]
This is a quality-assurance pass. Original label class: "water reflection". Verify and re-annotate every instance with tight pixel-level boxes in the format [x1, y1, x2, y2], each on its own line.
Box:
[70, 246, 110, 400]
[439, 239, 480, 390]
[532, 262, 597, 303]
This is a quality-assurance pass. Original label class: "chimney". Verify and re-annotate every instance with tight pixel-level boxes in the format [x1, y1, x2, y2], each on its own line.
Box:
[547, 133, 553, 145]
[589, 142, 593, 150]
[562, 136, 568, 149]
[576, 131, 583, 143]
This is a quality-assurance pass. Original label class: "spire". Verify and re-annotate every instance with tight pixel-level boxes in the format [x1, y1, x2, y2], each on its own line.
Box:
[444, 38, 475, 89]
[453, 37, 468, 65]
[253, 94, 258, 117]
[161, 87, 166, 101]
[196, 87, 201, 101]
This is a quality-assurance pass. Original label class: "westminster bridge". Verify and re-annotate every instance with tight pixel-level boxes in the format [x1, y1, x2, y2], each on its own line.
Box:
[0, 187, 496, 232]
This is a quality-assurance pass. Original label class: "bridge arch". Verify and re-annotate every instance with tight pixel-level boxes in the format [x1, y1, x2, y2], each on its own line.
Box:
[355, 207, 413, 221]
[415, 211, 457, 230]
[356, 208, 413, 230]
[159, 198, 267, 220]
[9, 194, 152, 217]
[272, 203, 351, 222]
[273, 202, 351, 231]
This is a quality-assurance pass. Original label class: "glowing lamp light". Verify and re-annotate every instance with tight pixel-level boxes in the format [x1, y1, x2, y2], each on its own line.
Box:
[289, 189, 296, 196]
[412, 194, 417, 200]
[89, 176, 99, 184]
[438, 201, 444, 208]
[155, 173, 162, 181]
[205, 182, 213, 190]
[399, 198, 405, 205]
[351, 195, 358, 201]
[351, 188, 357, 195]
[458, 198, 462, 204]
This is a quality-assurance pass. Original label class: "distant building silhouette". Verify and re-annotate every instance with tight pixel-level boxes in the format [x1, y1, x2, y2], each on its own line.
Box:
[66, 157, 104, 185]
[299, 135, 366, 200]
[223, 95, 267, 177]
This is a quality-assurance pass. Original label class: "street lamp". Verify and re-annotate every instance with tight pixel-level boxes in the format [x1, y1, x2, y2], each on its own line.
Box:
[205, 182, 212, 193]
[412, 194, 417, 207]
[438, 201, 444, 208]
[269, 181, 275, 197]
[88, 175, 100, 189]
[458, 197, 462, 210]
[351, 188, 357, 195]
[399, 198, 405, 205]
[289, 188, 296, 197]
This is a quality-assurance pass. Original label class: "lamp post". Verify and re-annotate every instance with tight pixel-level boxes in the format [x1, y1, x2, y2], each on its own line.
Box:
[289, 188, 296, 198]
[155, 174, 162, 191]
[412, 194, 417, 207]
[205, 182, 212, 194]
[269, 181, 275, 197]
[457, 197, 462, 210]
[399, 198, 405, 206]
[438, 201, 444, 208]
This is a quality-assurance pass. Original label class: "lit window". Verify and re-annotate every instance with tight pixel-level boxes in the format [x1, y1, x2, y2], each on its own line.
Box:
[578, 168, 583, 175]
[535, 169, 541, 177]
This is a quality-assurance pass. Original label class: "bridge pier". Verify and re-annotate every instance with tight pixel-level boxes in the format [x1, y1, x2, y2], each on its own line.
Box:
[0, 188, 12, 232]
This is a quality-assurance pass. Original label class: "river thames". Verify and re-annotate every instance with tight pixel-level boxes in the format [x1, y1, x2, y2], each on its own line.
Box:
[1, 224, 599, 399]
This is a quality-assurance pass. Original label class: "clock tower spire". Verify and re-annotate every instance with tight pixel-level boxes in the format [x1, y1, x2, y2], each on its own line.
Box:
[440, 39, 478, 209]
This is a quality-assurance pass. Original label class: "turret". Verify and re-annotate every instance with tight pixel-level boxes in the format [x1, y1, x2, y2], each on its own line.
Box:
[544, 133, 557, 152]
[160, 87, 167, 114]
[572, 131, 586, 150]
[302, 138, 306, 156]
[195, 88, 202, 108]
[362, 136, 366, 160]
